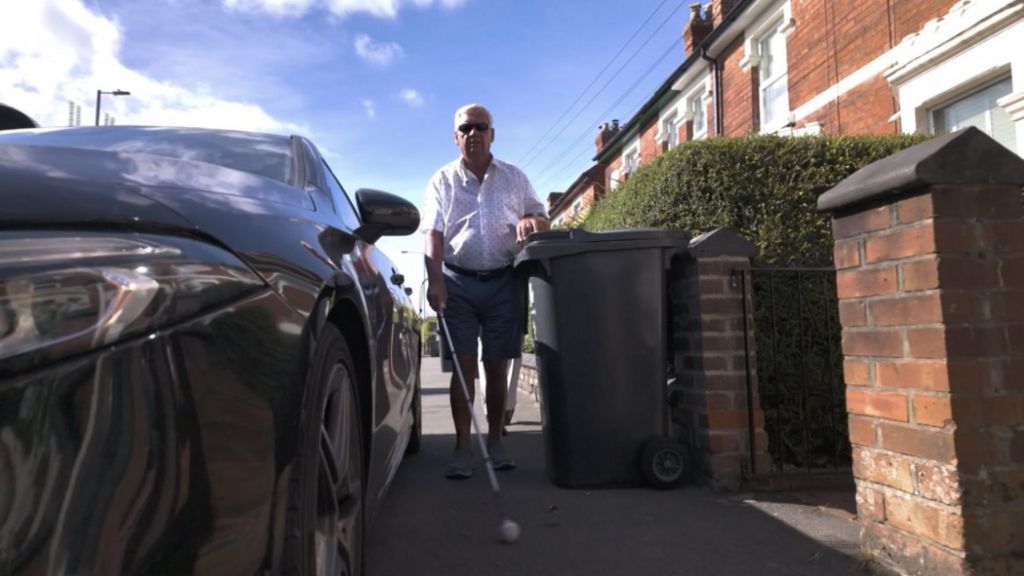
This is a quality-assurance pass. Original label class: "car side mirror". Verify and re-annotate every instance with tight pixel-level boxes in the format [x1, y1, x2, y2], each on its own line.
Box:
[354, 188, 420, 244]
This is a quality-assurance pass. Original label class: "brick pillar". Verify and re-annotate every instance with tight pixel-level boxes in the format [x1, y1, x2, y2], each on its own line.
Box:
[671, 228, 770, 489]
[818, 127, 1024, 576]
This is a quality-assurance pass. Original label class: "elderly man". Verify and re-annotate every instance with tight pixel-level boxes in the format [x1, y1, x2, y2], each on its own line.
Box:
[421, 103, 549, 479]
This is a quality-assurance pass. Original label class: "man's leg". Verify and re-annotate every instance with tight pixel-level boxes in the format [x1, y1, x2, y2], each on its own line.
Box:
[450, 355, 478, 452]
[482, 358, 509, 445]
[479, 271, 522, 470]
[440, 269, 481, 478]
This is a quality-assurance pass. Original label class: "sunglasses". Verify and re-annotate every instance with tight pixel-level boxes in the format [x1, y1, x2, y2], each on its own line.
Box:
[457, 122, 490, 135]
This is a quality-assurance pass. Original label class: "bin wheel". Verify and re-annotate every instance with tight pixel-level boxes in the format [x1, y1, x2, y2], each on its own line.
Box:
[641, 438, 688, 489]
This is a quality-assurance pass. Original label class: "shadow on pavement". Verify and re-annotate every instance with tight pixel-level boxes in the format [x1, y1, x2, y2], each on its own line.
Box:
[367, 429, 869, 576]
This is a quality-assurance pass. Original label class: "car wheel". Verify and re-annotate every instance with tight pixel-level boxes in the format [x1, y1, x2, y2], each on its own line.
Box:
[405, 375, 422, 455]
[283, 323, 365, 576]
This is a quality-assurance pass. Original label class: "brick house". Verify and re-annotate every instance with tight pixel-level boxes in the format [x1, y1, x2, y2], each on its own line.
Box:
[547, 0, 1024, 223]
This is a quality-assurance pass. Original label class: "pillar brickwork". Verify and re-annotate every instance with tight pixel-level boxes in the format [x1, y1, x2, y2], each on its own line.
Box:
[671, 228, 771, 489]
[819, 127, 1024, 575]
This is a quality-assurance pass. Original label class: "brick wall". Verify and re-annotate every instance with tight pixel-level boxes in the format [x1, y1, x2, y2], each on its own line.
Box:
[670, 229, 770, 489]
[516, 353, 539, 401]
[800, 74, 897, 135]
[821, 129, 1024, 575]
[638, 121, 661, 165]
[588, 0, 970, 178]
[785, 0, 958, 136]
[606, 156, 623, 191]
[719, 35, 756, 137]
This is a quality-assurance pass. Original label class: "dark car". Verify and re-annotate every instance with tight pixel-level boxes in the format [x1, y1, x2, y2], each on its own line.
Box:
[0, 126, 424, 575]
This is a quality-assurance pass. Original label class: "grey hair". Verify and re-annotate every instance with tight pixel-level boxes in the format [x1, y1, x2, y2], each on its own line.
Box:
[453, 103, 493, 128]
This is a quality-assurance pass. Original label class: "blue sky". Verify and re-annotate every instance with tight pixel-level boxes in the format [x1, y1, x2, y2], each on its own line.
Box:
[1, 0, 693, 309]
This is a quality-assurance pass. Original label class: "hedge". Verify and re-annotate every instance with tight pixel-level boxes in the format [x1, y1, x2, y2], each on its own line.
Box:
[583, 133, 930, 266]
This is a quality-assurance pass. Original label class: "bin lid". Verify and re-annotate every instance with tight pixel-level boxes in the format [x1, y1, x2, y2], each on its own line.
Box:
[514, 228, 690, 265]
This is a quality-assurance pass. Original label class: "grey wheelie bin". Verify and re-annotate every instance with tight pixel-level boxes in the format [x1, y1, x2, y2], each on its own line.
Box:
[514, 228, 690, 489]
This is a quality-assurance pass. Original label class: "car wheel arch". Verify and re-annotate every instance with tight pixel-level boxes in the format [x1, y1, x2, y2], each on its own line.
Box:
[326, 298, 373, 464]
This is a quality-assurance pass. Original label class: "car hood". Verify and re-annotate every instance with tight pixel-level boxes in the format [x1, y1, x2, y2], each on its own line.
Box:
[0, 143, 312, 230]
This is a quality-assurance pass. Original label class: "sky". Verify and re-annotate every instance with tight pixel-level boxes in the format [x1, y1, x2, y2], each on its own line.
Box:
[1, 0, 694, 312]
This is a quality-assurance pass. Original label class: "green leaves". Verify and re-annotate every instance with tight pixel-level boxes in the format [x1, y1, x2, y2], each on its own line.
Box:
[583, 133, 929, 266]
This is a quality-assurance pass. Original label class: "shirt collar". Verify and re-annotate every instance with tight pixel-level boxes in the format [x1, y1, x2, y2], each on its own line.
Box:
[456, 156, 502, 186]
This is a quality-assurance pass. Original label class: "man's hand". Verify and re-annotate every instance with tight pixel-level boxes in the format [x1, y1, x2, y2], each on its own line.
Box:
[426, 278, 447, 313]
[516, 215, 550, 243]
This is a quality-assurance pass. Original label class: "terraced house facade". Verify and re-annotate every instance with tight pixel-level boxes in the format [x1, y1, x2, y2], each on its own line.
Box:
[549, 0, 1024, 224]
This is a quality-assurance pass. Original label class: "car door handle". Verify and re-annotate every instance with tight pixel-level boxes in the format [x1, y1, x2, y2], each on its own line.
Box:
[391, 273, 405, 286]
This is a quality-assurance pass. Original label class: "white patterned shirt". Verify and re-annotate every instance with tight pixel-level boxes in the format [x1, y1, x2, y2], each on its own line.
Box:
[421, 157, 546, 271]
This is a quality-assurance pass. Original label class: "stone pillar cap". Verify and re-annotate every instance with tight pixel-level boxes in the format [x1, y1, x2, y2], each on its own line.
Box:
[817, 127, 1024, 213]
[688, 227, 758, 258]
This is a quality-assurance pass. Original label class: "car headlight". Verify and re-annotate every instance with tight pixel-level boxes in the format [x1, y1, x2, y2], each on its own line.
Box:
[0, 232, 265, 376]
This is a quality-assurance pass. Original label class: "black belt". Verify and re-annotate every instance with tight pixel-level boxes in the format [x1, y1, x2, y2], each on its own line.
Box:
[444, 262, 512, 281]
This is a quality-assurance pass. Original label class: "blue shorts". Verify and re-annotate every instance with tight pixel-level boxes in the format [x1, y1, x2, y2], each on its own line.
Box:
[441, 265, 524, 360]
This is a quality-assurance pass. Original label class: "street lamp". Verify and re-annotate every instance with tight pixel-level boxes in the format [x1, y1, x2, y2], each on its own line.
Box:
[96, 89, 130, 126]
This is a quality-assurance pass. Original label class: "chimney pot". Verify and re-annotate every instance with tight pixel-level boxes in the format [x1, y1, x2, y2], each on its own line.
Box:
[684, 2, 715, 55]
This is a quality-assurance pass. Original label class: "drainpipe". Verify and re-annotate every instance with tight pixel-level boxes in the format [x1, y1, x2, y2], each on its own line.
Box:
[700, 46, 722, 138]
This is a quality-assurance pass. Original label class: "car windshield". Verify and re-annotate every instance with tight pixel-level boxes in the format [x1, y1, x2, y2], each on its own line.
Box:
[0, 126, 294, 184]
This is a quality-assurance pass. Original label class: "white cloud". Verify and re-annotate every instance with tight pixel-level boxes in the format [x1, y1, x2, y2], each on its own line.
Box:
[398, 89, 424, 108]
[223, 0, 468, 19]
[222, 0, 318, 18]
[0, 0, 305, 134]
[354, 34, 403, 67]
[362, 99, 376, 118]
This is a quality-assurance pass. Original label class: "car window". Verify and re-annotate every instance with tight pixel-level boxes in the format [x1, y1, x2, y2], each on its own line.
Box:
[321, 160, 362, 231]
[0, 127, 293, 184]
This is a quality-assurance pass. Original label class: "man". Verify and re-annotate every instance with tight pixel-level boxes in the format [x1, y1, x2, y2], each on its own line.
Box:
[421, 103, 550, 479]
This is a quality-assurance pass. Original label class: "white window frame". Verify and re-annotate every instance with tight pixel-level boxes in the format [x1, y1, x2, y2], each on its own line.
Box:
[738, 0, 794, 70]
[929, 76, 1015, 143]
[621, 142, 641, 176]
[656, 96, 684, 147]
[739, 0, 794, 133]
[659, 111, 680, 150]
[757, 21, 790, 132]
[571, 198, 584, 217]
[885, 0, 1024, 155]
[687, 89, 709, 141]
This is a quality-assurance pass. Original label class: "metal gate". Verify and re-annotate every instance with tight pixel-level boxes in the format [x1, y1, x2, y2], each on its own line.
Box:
[740, 268, 851, 473]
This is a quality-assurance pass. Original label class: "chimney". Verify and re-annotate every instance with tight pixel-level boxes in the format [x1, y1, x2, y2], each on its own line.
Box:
[683, 3, 713, 55]
[711, 0, 740, 27]
[546, 192, 565, 213]
[594, 119, 621, 153]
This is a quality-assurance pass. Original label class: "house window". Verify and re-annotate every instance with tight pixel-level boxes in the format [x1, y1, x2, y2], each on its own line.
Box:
[623, 147, 640, 175]
[758, 21, 789, 131]
[931, 77, 1016, 153]
[690, 95, 707, 140]
[662, 112, 680, 150]
[571, 198, 583, 217]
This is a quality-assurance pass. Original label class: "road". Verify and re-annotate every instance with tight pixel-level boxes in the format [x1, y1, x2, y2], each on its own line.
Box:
[367, 358, 874, 576]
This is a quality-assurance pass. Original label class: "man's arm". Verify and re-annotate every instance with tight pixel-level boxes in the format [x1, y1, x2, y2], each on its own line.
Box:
[516, 168, 550, 242]
[424, 229, 447, 312]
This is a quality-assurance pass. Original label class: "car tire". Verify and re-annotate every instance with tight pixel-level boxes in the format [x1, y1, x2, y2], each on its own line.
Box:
[282, 323, 365, 576]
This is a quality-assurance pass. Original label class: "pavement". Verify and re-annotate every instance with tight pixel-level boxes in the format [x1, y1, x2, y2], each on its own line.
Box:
[367, 358, 880, 576]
